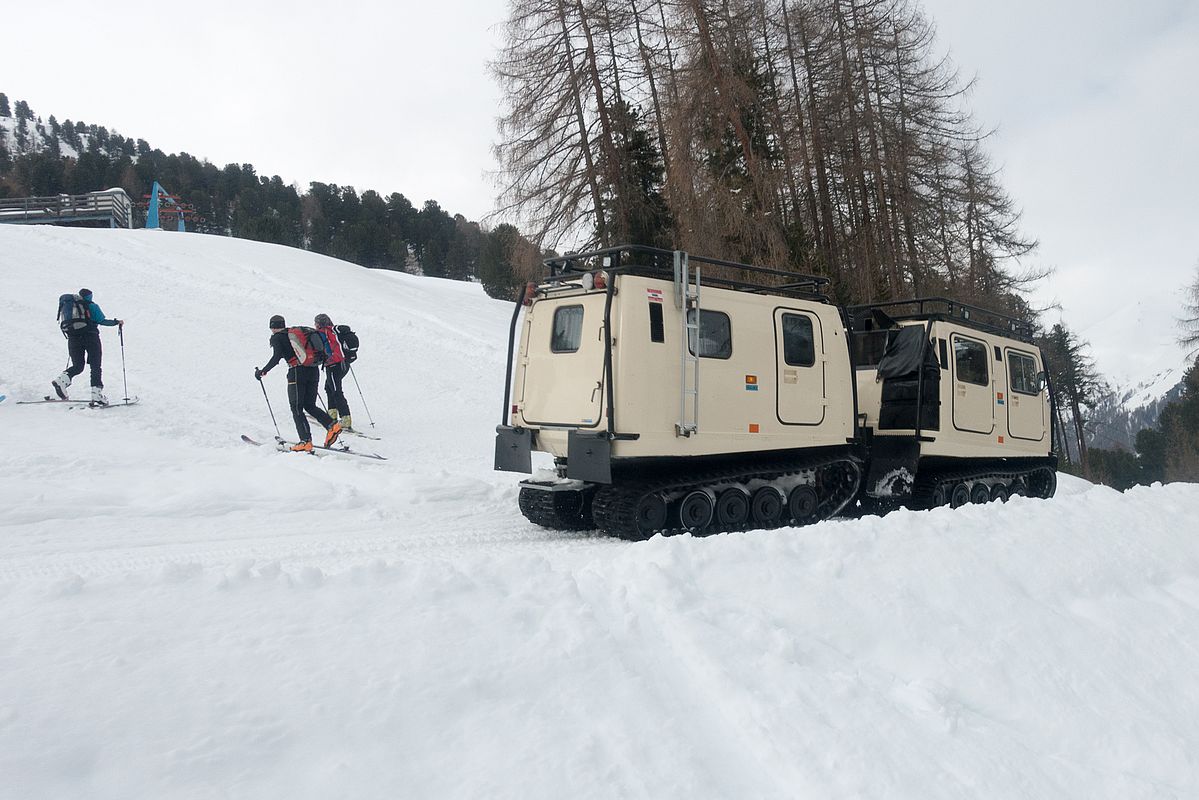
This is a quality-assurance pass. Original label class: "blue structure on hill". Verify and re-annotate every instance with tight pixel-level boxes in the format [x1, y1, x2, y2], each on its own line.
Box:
[146, 182, 187, 231]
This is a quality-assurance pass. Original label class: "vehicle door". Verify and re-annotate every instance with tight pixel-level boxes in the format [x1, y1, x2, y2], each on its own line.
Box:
[518, 295, 607, 428]
[951, 333, 994, 434]
[774, 308, 826, 425]
[1005, 347, 1046, 441]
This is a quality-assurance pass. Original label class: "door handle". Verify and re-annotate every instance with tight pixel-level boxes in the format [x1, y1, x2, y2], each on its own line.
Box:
[591, 381, 603, 402]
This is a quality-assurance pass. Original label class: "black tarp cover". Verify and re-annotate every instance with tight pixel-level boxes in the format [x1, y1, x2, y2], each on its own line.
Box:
[875, 325, 935, 380]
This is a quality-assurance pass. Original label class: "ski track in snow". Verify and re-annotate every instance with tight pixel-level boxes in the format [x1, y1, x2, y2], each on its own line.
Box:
[2, 226, 1199, 799]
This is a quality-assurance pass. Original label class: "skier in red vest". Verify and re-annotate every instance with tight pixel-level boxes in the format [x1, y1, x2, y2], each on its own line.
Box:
[314, 313, 354, 431]
[255, 314, 341, 452]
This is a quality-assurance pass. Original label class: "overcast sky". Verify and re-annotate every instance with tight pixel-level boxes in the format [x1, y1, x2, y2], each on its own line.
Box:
[3, 0, 1197, 384]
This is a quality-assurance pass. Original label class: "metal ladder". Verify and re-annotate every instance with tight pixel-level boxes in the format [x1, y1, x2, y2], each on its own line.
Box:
[675, 250, 701, 437]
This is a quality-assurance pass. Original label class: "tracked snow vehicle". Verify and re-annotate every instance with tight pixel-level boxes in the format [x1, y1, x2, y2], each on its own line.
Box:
[848, 298, 1058, 510]
[495, 246, 1057, 540]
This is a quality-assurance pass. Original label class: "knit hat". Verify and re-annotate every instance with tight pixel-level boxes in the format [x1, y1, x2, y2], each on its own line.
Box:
[269, 314, 286, 329]
[79, 288, 93, 298]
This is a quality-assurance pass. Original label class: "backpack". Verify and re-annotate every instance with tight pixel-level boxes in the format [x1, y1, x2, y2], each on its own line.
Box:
[57, 293, 91, 334]
[285, 326, 332, 367]
[335, 324, 359, 363]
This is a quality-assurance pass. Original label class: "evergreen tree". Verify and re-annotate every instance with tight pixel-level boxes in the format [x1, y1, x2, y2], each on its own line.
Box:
[0, 93, 10, 117]
[1038, 323, 1103, 471]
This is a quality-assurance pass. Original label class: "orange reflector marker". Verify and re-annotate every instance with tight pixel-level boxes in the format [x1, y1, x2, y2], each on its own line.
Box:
[511, 405, 519, 415]
[998, 435, 1005, 444]
[745, 375, 758, 385]
[749, 424, 760, 433]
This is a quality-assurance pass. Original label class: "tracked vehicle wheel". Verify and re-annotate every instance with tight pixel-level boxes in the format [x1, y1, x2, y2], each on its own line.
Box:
[1009, 478, 1028, 497]
[788, 486, 820, 524]
[634, 492, 668, 538]
[949, 483, 971, 509]
[518, 486, 594, 530]
[1030, 468, 1057, 499]
[990, 484, 1009, 503]
[715, 489, 751, 527]
[931, 484, 950, 508]
[970, 483, 990, 505]
[750, 487, 784, 527]
[678, 491, 714, 532]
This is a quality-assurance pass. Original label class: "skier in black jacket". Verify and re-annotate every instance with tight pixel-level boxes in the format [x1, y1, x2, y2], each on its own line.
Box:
[255, 315, 341, 452]
[52, 288, 123, 406]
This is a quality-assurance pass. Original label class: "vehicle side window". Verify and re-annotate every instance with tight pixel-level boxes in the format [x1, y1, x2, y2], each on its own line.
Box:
[1009, 351, 1039, 395]
[781, 313, 815, 367]
[648, 303, 665, 343]
[953, 336, 989, 386]
[851, 330, 889, 368]
[551, 305, 584, 353]
[687, 309, 732, 359]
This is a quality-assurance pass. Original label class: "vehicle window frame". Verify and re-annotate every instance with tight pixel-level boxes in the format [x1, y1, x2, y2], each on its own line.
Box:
[686, 308, 732, 359]
[1008, 349, 1039, 396]
[851, 329, 890, 369]
[781, 313, 815, 367]
[550, 304, 585, 354]
[953, 335, 990, 387]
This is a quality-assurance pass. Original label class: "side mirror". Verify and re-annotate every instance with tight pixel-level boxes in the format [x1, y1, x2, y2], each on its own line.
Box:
[1035, 371, 1048, 393]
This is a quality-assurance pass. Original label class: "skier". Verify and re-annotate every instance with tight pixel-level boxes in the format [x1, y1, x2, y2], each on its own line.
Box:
[52, 288, 124, 406]
[314, 313, 353, 431]
[255, 314, 341, 453]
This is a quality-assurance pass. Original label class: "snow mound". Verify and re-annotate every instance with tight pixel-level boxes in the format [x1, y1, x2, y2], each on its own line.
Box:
[2, 226, 1199, 798]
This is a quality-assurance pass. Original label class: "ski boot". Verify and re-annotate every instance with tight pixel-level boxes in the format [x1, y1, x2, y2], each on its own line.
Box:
[52, 372, 71, 400]
[324, 422, 343, 448]
[340, 414, 353, 433]
[89, 386, 108, 407]
[291, 441, 314, 453]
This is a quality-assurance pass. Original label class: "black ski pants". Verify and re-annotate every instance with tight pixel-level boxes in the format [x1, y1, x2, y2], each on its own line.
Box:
[323, 361, 351, 418]
[65, 328, 103, 388]
[288, 366, 334, 443]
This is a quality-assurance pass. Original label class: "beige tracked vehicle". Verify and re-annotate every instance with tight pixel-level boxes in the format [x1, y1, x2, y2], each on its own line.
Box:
[495, 246, 1057, 539]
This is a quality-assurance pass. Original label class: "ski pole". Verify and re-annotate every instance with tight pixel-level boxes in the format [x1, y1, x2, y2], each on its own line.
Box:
[118, 323, 130, 402]
[258, 374, 281, 439]
[347, 362, 375, 427]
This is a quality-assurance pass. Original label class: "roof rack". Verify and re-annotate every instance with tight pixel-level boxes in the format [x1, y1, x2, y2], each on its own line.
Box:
[543, 244, 831, 301]
[846, 296, 1037, 342]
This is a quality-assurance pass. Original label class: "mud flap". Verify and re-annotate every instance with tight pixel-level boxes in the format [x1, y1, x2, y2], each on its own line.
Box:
[566, 430, 612, 484]
[494, 425, 532, 473]
[864, 437, 919, 499]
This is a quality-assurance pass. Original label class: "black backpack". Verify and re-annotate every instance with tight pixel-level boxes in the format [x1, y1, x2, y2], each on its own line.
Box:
[57, 293, 91, 334]
[336, 324, 360, 363]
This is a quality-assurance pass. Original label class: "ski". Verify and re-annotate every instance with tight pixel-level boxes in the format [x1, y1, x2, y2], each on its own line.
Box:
[16, 397, 86, 405]
[241, 434, 386, 460]
[68, 397, 140, 410]
[304, 414, 381, 440]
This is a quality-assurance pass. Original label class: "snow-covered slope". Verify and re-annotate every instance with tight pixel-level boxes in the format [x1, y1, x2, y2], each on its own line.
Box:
[2, 226, 1199, 799]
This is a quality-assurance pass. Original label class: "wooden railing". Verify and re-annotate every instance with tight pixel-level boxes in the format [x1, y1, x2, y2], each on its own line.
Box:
[0, 189, 134, 229]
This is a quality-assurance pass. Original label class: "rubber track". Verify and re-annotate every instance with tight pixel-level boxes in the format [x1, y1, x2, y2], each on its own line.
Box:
[591, 452, 861, 540]
[910, 462, 1056, 509]
[518, 486, 595, 531]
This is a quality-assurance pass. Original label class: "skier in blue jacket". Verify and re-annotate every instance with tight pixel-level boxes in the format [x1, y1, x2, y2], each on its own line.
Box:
[52, 288, 123, 405]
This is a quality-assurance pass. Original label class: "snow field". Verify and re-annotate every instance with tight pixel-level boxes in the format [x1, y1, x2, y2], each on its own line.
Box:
[2, 226, 1199, 798]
